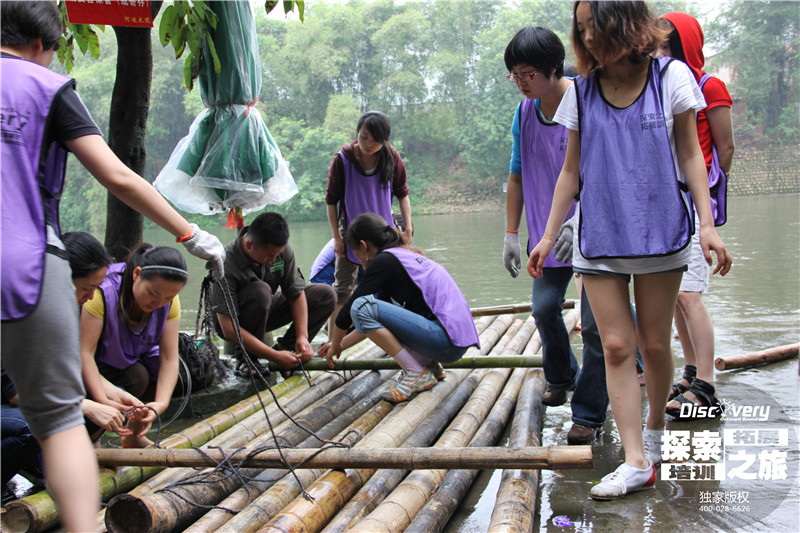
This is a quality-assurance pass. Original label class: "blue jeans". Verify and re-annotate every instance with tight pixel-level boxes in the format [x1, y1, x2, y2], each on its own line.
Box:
[533, 268, 579, 390]
[570, 290, 609, 428]
[350, 295, 467, 363]
[1, 405, 41, 486]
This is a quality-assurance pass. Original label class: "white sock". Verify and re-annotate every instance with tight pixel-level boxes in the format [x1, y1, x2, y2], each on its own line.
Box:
[408, 349, 432, 368]
[393, 348, 426, 373]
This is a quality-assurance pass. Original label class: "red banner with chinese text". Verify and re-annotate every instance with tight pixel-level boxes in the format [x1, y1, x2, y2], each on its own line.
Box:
[65, 1, 154, 28]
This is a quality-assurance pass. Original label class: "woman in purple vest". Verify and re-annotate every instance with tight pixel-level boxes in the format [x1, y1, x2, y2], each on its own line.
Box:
[528, 1, 731, 500]
[320, 213, 479, 403]
[325, 112, 414, 334]
[80, 244, 188, 448]
[1, 3, 222, 527]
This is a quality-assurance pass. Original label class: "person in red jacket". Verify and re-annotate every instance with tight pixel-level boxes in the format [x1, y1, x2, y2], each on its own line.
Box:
[656, 11, 735, 419]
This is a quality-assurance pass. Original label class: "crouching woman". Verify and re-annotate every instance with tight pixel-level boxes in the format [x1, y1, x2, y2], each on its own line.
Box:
[321, 213, 479, 402]
[80, 244, 188, 447]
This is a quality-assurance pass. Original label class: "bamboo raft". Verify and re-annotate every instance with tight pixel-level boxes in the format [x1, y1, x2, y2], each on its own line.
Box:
[1, 306, 586, 533]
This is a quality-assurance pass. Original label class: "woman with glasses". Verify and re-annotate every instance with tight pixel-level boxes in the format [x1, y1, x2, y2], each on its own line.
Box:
[502, 27, 608, 446]
[325, 111, 413, 336]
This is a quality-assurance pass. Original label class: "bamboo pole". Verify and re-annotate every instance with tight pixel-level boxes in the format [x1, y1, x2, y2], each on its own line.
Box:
[0, 373, 315, 533]
[84, 444, 583, 471]
[103, 369, 389, 533]
[348, 364, 516, 533]
[322, 369, 490, 533]
[176, 370, 397, 533]
[406, 366, 530, 533]
[321, 315, 521, 532]
[214, 401, 398, 533]
[715, 343, 799, 370]
[488, 369, 547, 533]
[267, 354, 545, 372]
[253, 366, 477, 533]
[470, 300, 575, 317]
[114, 346, 384, 503]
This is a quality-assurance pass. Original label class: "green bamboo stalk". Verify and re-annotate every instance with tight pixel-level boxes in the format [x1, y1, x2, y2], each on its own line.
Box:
[0, 373, 314, 533]
[266, 354, 544, 372]
[103, 368, 382, 533]
[470, 300, 574, 317]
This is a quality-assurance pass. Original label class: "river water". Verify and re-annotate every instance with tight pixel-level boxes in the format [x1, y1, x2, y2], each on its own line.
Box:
[151, 193, 799, 532]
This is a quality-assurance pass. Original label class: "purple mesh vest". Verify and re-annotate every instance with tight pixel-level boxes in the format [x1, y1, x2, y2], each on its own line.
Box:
[383, 248, 479, 349]
[575, 57, 691, 259]
[1, 56, 72, 320]
[341, 151, 394, 264]
[519, 98, 575, 265]
[95, 263, 169, 377]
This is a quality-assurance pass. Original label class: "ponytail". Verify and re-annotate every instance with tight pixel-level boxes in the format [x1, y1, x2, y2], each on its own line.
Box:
[345, 213, 410, 253]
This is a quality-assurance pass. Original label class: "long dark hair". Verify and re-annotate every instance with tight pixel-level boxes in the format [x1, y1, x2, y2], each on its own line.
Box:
[119, 244, 188, 314]
[62, 232, 111, 280]
[356, 111, 394, 186]
[344, 213, 405, 253]
[658, 18, 686, 63]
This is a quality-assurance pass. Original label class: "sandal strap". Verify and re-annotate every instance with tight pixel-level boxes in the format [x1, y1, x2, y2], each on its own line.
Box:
[682, 365, 697, 382]
[687, 378, 719, 407]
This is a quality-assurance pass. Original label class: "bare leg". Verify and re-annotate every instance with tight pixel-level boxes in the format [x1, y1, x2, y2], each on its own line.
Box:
[328, 302, 344, 342]
[633, 273, 683, 433]
[669, 290, 715, 407]
[674, 290, 714, 383]
[39, 425, 100, 532]
[365, 327, 404, 358]
[672, 304, 696, 395]
[581, 275, 646, 469]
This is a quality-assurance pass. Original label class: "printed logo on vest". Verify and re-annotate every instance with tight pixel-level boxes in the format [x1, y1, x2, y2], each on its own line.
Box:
[0, 105, 30, 145]
[640, 112, 665, 131]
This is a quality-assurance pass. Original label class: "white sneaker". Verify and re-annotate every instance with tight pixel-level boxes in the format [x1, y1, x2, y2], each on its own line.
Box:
[590, 462, 656, 500]
[643, 429, 663, 466]
[380, 369, 437, 403]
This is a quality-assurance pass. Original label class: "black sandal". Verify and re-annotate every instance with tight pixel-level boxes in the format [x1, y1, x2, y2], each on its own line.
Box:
[668, 365, 696, 401]
[665, 378, 722, 419]
[235, 357, 270, 378]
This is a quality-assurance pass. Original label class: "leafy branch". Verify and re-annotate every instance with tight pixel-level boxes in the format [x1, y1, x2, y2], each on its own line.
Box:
[56, 0, 304, 90]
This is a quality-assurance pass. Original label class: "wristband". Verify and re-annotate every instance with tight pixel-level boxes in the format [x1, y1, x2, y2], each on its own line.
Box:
[505, 229, 519, 233]
[542, 235, 555, 242]
[176, 229, 194, 243]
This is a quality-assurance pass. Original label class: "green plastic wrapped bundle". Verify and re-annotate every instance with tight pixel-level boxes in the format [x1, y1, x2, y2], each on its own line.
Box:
[155, 1, 296, 223]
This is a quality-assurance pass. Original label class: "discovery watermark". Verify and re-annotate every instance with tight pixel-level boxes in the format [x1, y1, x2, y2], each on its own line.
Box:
[660, 382, 798, 528]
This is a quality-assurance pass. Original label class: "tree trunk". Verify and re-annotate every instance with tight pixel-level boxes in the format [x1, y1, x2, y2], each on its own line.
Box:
[104, 25, 151, 260]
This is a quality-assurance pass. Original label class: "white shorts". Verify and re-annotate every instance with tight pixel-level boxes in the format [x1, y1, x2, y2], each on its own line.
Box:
[679, 232, 710, 293]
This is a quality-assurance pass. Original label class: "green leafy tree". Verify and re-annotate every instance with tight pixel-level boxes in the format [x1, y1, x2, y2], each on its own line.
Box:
[56, 0, 302, 258]
[706, 1, 799, 139]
